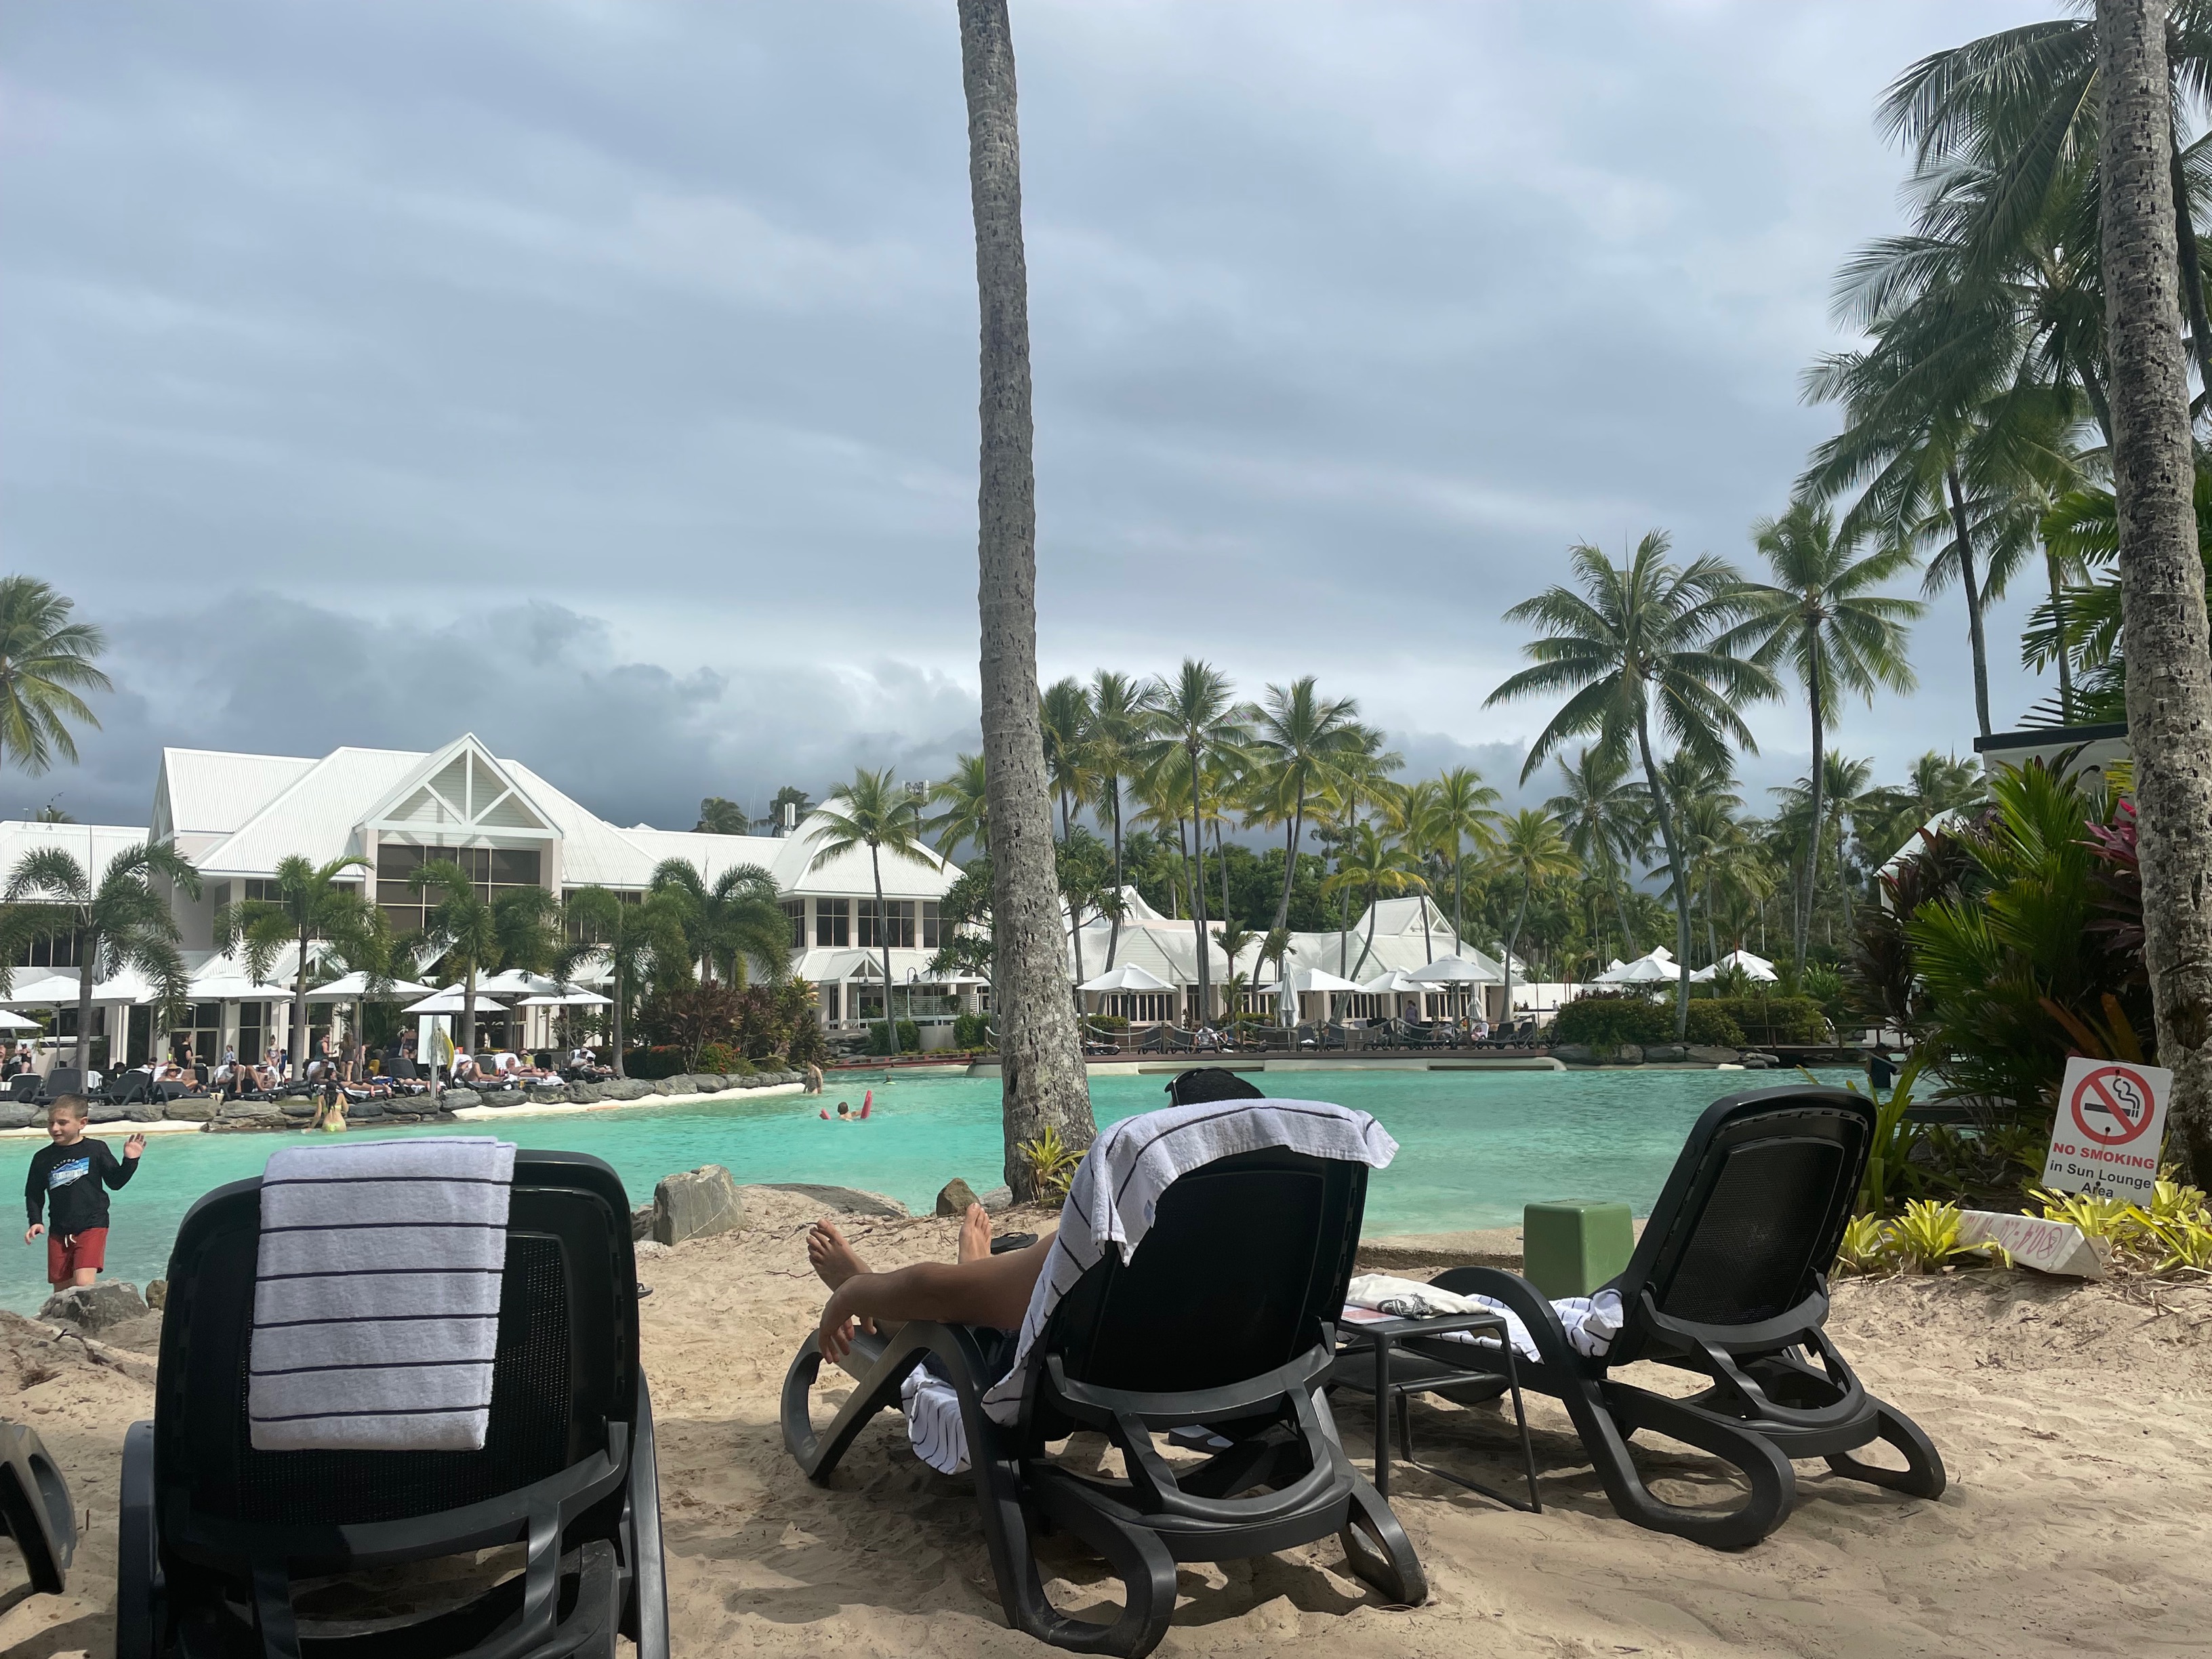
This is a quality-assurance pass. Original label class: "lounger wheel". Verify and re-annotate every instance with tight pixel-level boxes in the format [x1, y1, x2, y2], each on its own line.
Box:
[1823, 1398, 1946, 1500]
[1338, 1471, 1427, 1606]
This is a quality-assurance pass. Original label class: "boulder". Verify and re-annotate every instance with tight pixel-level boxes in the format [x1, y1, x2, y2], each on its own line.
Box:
[630, 1203, 655, 1242]
[278, 1098, 316, 1118]
[1642, 1044, 1687, 1063]
[164, 1097, 218, 1123]
[635, 1239, 671, 1258]
[137, 1096, 172, 1122]
[693, 1074, 728, 1094]
[1610, 1044, 1645, 1066]
[651, 1078, 679, 1095]
[1685, 1044, 1742, 1066]
[936, 1178, 981, 1217]
[87, 1097, 130, 1123]
[977, 1186, 1013, 1215]
[220, 1100, 285, 1122]
[750, 1183, 911, 1219]
[0, 1102, 39, 1130]
[40, 1279, 149, 1334]
[529, 1084, 569, 1105]
[441, 1088, 482, 1111]
[1551, 1044, 1600, 1067]
[652, 1164, 746, 1246]
[346, 1101, 387, 1120]
[567, 1082, 604, 1105]
[611, 1078, 653, 1101]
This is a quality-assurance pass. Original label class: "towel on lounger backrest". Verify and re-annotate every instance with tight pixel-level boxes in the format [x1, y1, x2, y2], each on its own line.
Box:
[248, 1135, 517, 1452]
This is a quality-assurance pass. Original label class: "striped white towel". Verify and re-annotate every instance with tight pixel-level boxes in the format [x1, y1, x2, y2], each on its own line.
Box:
[899, 1098, 1398, 1474]
[249, 1136, 518, 1452]
[1345, 1272, 1624, 1360]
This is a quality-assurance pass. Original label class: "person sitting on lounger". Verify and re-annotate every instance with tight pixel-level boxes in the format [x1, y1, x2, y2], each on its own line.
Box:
[806, 1204, 1050, 1364]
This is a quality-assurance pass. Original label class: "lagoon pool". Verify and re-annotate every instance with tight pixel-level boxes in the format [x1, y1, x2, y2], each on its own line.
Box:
[0, 1068, 1852, 1314]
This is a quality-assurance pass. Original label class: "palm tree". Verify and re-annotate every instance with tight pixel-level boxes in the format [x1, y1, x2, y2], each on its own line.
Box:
[1138, 661, 1252, 1023]
[695, 797, 752, 836]
[957, 0, 1095, 1189]
[1727, 501, 1923, 972]
[216, 855, 375, 1080]
[925, 754, 991, 860]
[409, 861, 501, 1059]
[1322, 822, 1422, 981]
[1430, 766, 1502, 956]
[1086, 670, 1145, 967]
[1385, 780, 1444, 962]
[1040, 677, 1094, 846]
[0, 842, 199, 1071]
[1487, 533, 1776, 1037]
[2097, 0, 2212, 1185]
[1546, 746, 1645, 962]
[1248, 678, 1368, 933]
[560, 885, 689, 1078]
[1492, 810, 1578, 1017]
[0, 577, 110, 779]
[811, 768, 936, 1033]
[649, 859, 787, 986]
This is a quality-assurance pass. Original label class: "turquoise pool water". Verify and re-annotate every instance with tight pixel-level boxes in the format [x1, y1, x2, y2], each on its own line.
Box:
[0, 1069, 1851, 1314]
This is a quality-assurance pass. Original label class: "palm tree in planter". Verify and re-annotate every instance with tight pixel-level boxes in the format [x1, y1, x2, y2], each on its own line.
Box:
[0, 841, 198, 1072]
[811, 769, 936, 1038]
[649, 859, 789, 987]
[0, 575, 111, 779]
[559, 886, 689, 1078]
[217, 855, 375, 1080]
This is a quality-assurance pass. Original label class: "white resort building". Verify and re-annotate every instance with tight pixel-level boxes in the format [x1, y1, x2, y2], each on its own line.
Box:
[0, 733, 963, 1067]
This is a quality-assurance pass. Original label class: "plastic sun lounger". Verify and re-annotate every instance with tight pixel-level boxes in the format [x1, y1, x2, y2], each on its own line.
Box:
[782, 1144, 1427, 1658]
[1398, 1084, 1944, 1549]
[117, 1149, 669, 1659]
[0, 1420, 75, 1599]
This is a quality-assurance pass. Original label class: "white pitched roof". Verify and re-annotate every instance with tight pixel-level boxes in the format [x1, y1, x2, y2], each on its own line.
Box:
[192, 748, 422, 876]
[155, 748, 319, 838]
[0, 821, 151, 886]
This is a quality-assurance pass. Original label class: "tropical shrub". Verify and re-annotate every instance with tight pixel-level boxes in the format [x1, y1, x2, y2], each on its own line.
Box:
[865, 1019, 923, 1055]
[953, 1011, 992, 1049]
[1884, 1200, 2009, 1274]
[622, 1046, 689, 1079]
[1017, 1124, 1084, 1202]
[1550, 995, 1670, 1047]
[1700, 995, 1827, 1045]
[695, 1042, 739, 1074]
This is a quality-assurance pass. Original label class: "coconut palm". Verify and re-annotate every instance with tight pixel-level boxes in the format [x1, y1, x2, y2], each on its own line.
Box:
[0, 577, 111, 779]
[1040, 678, 1094, 846]
[1086, 670, 1145, 967]
[409, 861, 501, 1058]
[811, 768, 937, 1032]
[1429, 766, 1502, 956]
[0, 841, 197, 1071]
[216, 855, 375, 1080]
[1309, 738, 1404, 977]
[1322, 821, 1423, 981]
[1137, 661, 1252, 1022]
[1727, 501, 1923, 972]
[1247, 678, 1369, 933]
[1492, 810, 1578, 1017]
[560, 885, 689, 1078]
[956, 0, 1094, 1189]
[1545, 746, 1645, 962]
[925, 754, 991, 860]
[649, 859, 788, 987]
[1487, 533, 1776, 1036]
[2097, 0, 2212, 1184]
[695, 797, 752, 836]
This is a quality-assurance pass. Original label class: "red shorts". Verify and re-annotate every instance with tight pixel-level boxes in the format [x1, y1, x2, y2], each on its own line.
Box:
[47, 1226, 106, 1284]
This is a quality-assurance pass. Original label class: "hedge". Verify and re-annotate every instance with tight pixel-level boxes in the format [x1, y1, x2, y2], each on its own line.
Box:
[1551, 996, 1748, 1049]
[954, 1012, 991, 1048]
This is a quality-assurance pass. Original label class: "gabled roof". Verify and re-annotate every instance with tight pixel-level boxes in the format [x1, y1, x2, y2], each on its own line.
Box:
[361, 735, 557, 843]
[154, 748, 318, 840]
[192, 748, 422, 876]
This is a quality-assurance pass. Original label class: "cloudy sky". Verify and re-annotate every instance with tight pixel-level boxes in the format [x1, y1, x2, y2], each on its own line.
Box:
[1, 0, 2053, 832]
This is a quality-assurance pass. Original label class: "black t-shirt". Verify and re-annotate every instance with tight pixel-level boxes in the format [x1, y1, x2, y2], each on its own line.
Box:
[24, 1137, 137, 1235]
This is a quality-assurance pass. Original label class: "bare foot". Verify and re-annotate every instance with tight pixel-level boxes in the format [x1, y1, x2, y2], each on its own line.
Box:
[808, 1219, 869, 1290]
[958, 1202, 993, 1264]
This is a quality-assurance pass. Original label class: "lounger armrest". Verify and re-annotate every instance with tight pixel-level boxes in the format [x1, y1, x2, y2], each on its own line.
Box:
[1427, 1266, 1589, 1374]
[1042, 1345, 1332, 1433]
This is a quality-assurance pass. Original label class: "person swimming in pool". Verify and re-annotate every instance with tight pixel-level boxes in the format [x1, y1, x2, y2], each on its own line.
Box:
[819, 1090, 874, 1122]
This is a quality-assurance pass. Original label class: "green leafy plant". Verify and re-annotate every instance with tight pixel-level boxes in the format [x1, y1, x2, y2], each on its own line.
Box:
[1885, 1200, 2009, 1274]
[2030, 1187, 2139, 1247]
[1016, 1124, 1084, 1203]
[1834, 1212, 1894, 1275]
[953, 1011, 991, 1049]
[2134, 1210, 2212, 1274]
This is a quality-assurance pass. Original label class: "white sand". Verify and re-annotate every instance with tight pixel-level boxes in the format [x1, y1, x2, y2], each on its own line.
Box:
[6, 1193, 2209, 1657]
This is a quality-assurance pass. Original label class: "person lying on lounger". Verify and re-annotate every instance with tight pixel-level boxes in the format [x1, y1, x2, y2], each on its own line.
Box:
[806, 1205, 1051, 1363]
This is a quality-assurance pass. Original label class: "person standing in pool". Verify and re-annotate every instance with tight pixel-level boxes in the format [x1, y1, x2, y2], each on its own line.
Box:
[23, 1096, 144, 1290]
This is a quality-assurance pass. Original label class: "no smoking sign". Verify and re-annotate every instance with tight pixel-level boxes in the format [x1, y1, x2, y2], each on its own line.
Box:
[2042, 1057, 2173, 1202]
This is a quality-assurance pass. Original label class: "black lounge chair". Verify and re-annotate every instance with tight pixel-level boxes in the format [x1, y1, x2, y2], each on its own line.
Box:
[117, 1149, 669, 1659]
[782, 1144, 1426, 1658]
[1399, 1084, 1943, 1549]
[38, 1067, 84, 1104]
[5, 1073, 39, 1105]
[0, 1420, 75, 1599]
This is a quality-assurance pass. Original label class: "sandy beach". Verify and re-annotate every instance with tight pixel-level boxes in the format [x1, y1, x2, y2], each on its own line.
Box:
[5, 1189, 2208, 1658]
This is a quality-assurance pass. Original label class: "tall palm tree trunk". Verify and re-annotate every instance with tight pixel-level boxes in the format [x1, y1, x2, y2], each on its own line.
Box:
[1105, 781, 1124, 969]
[1502, 880, 1532, 1022]
[1274, 797, 1303, 932]
[1944, 466, 1992, 739]
[1351, 884, 1383, 979]
[870, 843, 897, 1039]
[74, 947, 95, 1074]
[1450, 837, 1467, 950]
[292, 928, 312, 1082]
[2046, 551, 2076, 719]
[609, 966, 626, 1079]
[958, 0, 1093, 1192]
[1635, 716, 1694, 1040]
[2100, 0, 2212, 1184]
[462, 963, 478, 1061]
[1797, 634, 1826, 975]
[1186, 748, 1212, 1022]
[1610, 863, 1635, 960]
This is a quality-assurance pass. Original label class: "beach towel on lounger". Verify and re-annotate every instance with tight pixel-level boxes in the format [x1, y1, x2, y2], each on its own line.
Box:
[248, 1135, 517, 1452]
[899, 1096, 1399, 1474]
[1344, 1271, 1624, 1360]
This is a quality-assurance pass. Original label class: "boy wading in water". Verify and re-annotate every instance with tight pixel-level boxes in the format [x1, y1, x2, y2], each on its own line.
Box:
[22, 1095, 144, 1290]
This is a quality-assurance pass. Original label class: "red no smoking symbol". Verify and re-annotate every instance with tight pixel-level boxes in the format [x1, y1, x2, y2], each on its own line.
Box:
[2069, 1065, 2156, 1146]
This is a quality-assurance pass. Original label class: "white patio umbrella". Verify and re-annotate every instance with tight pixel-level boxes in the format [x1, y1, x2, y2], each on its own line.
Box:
[1078, 963, 1175, 994]
[0, 972, 95, 1007]
[1360, 968, 1433, 996]
[1689, 949, 1779, 985]
[514, 987, 613, 1007]
[188, 971, 297, 1002]
[403, 988, 511, 1016]
[0, 1009, 37, 1031]
[1595, 947, 1677, 985]
[304, 972, 436, 1002]
[1280, 966, 1364, 1024]
[1408, 955, 1500, 985]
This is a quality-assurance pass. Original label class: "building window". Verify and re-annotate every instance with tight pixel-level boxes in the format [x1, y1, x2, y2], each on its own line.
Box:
[782, 899, 806, 950]
[380, 842, 541, 935]
[922, 901, 943, 949]
[815, 898, 850, 947]
[14, 929, 81, 969]
[857, 900, 914, 950]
